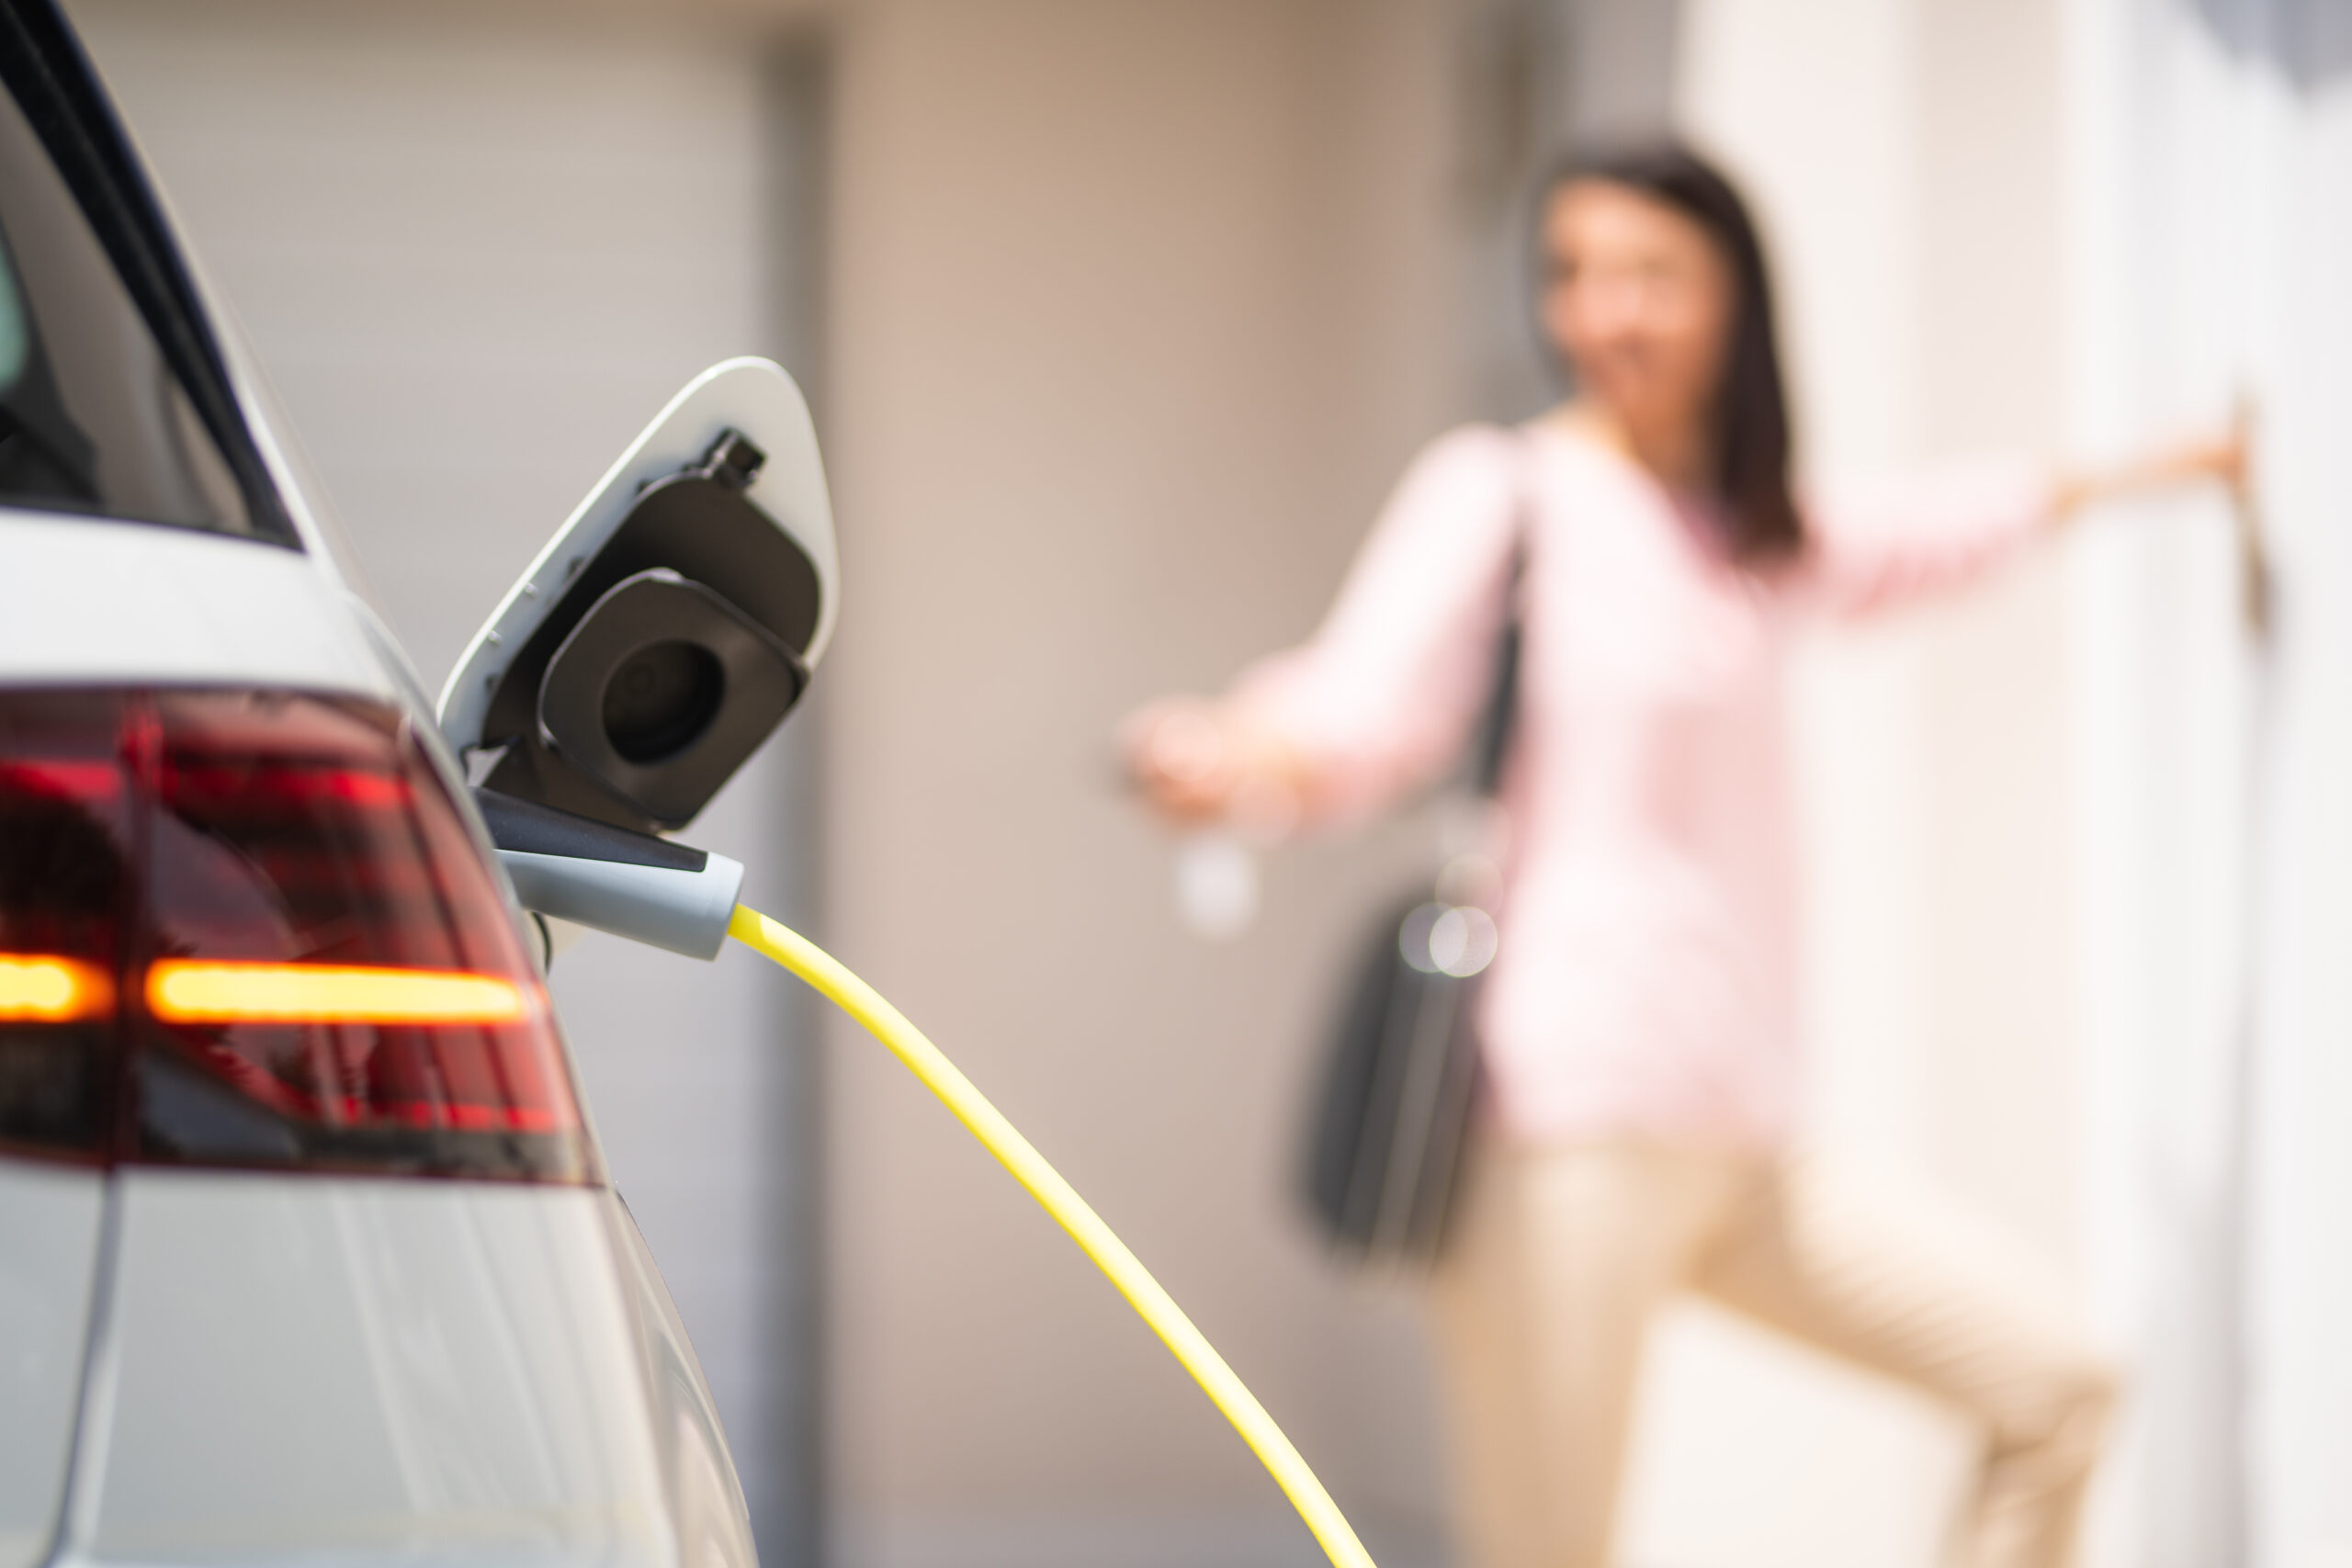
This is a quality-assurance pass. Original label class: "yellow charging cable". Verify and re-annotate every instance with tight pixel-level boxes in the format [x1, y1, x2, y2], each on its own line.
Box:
[727, 904, 1375, 1568]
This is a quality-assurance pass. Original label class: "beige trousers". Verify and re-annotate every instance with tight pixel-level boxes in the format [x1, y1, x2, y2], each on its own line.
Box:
[1427, 1140, 2119, 1568]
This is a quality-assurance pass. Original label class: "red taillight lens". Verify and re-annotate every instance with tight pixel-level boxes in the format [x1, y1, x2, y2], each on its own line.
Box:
[0, 689, 590, 1182]
[0, 692, 132, 1158]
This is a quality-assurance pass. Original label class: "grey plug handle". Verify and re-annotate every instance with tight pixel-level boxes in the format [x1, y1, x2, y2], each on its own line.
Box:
[477, 789, 743, 961]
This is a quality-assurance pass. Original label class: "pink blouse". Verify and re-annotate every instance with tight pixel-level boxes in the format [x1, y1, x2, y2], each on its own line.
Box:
[1234, 423, 2051, 1148]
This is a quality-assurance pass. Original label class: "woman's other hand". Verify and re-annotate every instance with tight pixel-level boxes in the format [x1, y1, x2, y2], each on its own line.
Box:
[2052, 412, 2249, 522]
[2048, 404, 2266, 627]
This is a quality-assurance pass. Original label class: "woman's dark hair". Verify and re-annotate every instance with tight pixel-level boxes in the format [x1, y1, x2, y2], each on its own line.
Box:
[1539, 141, 1804, 562]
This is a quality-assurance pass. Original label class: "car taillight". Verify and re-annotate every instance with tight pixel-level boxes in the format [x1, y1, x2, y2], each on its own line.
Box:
[0, 689, 590, 1182]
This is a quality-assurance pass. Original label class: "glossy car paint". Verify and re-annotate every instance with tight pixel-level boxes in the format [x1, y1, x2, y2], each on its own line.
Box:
[0, 1164, 104, 1568]
[52, 1175, 747, 1568]
[0, 513, 388, 694]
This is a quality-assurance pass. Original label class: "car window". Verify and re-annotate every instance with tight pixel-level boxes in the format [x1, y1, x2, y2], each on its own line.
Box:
[0, 56, 261, 536]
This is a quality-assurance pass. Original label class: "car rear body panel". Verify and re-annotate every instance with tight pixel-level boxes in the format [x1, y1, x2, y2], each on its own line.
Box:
[51, 1172, 728, 1568]
[0, 513, 387, 699]
[0, 558, 765, 1568]
[0, 1161, 104, 1568]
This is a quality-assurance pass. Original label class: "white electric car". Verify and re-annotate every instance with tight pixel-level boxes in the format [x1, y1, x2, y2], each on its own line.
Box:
[0, 5, 771, 1566]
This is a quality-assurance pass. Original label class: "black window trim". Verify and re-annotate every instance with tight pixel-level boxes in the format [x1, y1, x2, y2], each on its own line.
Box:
[0, 0, 300, 547]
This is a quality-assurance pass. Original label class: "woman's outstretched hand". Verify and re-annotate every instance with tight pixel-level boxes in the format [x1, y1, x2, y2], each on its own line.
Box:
[1121, 698, 1235, 822]
[1118, 697, 1306, 830]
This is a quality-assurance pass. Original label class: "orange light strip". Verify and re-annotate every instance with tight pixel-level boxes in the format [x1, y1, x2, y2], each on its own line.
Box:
[146, 961, 526, 1026]
[0, 954, 113, 1022]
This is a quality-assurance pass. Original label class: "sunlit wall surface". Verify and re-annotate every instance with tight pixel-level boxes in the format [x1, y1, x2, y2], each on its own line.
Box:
[2063, 2, 2352, 1564]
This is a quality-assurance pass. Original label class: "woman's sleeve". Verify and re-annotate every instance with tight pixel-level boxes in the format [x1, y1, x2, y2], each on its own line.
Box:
[1228, 424, 1523, 829]
[1804, 454, 2055, 619]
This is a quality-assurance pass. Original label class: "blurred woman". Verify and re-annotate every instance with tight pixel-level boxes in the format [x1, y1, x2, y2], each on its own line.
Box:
[1122, 142, 2240, 1568]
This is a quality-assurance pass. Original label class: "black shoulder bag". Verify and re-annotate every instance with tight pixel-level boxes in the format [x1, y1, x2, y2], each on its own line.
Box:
[1299, 471, 1524, 1269]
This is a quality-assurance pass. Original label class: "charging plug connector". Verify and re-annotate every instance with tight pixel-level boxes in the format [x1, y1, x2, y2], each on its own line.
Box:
[476, 789, 743, 960]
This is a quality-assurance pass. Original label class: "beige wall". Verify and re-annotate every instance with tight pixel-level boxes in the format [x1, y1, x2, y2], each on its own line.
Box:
[819, 4, 1489, 1562]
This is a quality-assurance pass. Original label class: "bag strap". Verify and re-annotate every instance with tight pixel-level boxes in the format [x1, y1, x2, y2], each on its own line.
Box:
[1468, 433, 1532, 799]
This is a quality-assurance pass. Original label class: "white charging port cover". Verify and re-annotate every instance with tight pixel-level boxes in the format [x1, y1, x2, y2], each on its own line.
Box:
[437, 358, 837, 834]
